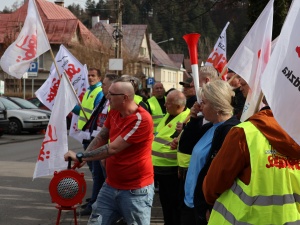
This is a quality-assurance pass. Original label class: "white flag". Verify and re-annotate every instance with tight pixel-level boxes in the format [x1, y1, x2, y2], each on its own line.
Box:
[228, 0, 273, 121]
[35, 45, 88, 110]
[0, 0, 50, 79]
[205, 22, 230, 80]
[261, 0, 300, 145]
[33, 73, 77, 179]
[68, 65, 90, 143]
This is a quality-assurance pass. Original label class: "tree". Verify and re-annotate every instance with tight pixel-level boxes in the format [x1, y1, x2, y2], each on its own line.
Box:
[248, 0, 292, 39]
[2, 6, 12, 13]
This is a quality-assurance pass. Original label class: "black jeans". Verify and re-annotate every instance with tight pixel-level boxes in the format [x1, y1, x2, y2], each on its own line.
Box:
[180, 203, 207, 225]
[155, 173, 180, 225]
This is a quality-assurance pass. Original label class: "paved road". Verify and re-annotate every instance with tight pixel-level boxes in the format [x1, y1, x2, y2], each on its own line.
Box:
[0, 133, 164, 225]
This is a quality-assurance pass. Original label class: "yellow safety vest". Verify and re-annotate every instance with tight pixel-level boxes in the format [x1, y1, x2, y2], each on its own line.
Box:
[177, 151, 191, 168]
[78, 86, 102, 130]
[134, 95, 143, 105]
[209, 121, 300, 225]
[147, 96, 165, 133]
[152, 108, 190, 167]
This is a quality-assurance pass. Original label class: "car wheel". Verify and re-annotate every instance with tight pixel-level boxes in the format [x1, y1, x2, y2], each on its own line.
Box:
[0, 132, 3, 137]
[8, 118, 22, 134]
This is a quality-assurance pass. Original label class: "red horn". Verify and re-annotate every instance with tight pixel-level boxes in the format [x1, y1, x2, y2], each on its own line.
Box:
[183, 33, 201, 65]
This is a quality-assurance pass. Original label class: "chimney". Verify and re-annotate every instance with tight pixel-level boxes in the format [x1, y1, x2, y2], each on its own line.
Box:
[54, 0, 64, 7]
[149, 33, 152, 40]
[100, 19, 109, 24]
[92, 16, 100, 28]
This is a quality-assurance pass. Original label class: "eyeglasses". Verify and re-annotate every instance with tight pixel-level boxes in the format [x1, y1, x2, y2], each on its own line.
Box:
[107, 91, 125, 96]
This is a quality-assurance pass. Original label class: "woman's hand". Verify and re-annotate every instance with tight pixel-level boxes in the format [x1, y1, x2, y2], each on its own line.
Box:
[190, 102, 201, 118]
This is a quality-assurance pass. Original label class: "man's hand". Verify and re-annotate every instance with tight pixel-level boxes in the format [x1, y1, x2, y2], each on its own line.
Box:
[64, 151, 86, 168]
[176, 122, 184, 133]
[170, 138, 178, 150]
[64, 150, 77, 162]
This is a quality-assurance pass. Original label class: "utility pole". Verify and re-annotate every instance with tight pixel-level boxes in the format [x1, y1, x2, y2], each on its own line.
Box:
[118, 0, 123, 59]
[112, 0, 123, 75]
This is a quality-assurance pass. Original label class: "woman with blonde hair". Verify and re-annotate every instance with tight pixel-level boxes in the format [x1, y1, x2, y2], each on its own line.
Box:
[180, 80, 240, 225]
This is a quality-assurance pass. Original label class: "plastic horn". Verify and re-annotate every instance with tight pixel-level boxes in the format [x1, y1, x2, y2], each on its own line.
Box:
[183, 33, 201, 103]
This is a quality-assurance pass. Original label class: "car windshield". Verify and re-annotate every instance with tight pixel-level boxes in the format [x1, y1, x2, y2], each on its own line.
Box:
[0, 98, 21, 110]
[11, 97, 38, 109]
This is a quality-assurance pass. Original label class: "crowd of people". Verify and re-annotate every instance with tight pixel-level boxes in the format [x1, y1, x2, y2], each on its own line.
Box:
[64, 64, 300, 225]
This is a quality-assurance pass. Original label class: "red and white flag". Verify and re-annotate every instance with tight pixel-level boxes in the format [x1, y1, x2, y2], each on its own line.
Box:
[205, 22, 230, 80]
[0, 0, 50, 79]
[261, 0, 300, 145]
[33, 73, 77, 179]
[227, 0, 273, 121]
[68, 65, 90, 143]
[35, 45, 88, 110]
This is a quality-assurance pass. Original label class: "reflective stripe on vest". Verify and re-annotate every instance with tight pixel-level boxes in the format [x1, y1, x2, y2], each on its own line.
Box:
[154, 137, 171, 145]
[147, 96, 165, 132]
[177, 151, 191, 168]
[209, 121, 300, 225]
[152, 108, 190, 167]
[78, 86, 102, 130]
[152, 151, 177, 159]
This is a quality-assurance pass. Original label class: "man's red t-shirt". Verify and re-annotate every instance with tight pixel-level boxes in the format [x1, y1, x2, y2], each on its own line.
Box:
[104, 106, 154, 189]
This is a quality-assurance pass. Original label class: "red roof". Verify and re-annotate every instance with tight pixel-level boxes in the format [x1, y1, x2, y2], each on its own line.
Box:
[0, 0, 102, 48]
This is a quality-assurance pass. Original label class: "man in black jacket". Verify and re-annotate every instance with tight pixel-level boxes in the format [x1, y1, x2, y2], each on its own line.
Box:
[179, 77, 197, 109]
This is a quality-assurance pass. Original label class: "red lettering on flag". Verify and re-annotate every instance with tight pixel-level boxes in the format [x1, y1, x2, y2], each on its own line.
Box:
[47, 78, 61, 103]
[65, 63, 81, 81]
[15, 34, 37, 62]
[296, 46, 300, 58]
[37, 125, 58, 161]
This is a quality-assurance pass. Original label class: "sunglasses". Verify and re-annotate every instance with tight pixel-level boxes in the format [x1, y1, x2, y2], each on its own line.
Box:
[107, 91, 125, 96]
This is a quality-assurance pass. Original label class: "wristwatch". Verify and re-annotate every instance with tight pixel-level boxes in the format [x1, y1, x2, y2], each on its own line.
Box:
[76, 152, 84, 163]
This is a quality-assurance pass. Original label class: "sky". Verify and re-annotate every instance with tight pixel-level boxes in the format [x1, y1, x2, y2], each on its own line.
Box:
[0, 0, 86, 11]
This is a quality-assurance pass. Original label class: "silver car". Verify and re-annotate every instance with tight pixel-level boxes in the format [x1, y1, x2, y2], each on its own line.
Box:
[0, 97, 49, 134]
[3, 96, 51, 119]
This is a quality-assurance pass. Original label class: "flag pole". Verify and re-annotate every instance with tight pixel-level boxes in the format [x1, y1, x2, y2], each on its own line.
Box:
[31, 0, 88, 120]
[254, 91, 264, 114]
[219, 65, 228, 80]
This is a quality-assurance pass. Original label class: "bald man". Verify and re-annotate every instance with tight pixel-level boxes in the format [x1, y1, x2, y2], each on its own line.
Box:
[152, 90, 190, 225]
[65, 79, 154, 225]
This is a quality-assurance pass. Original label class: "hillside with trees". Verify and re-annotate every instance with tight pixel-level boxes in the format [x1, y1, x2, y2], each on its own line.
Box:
[68, 0, 292, 60]
[1, 0, 292, 60]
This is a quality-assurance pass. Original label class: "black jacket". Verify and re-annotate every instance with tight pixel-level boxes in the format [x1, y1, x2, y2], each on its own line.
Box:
[178, 116, 204, 155]
[186, 95, 197, 109]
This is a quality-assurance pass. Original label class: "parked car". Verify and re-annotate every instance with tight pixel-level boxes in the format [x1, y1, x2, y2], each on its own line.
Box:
[27, 97, 49, 111]
[0, 100, 9, 137]
[2, 96, 51, 119]
[27, 97, 72, 129]
[0, 97, 49, 134]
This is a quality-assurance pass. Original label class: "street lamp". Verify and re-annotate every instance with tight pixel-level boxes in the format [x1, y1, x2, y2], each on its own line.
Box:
[156, 37, 174, 45]
[150, 37, 174, 78]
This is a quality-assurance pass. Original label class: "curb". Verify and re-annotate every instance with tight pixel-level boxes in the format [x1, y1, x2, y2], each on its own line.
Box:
[0, 134, 44, 145]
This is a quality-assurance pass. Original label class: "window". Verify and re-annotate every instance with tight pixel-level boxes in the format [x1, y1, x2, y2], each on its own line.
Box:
[139, 47, 146, 56]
